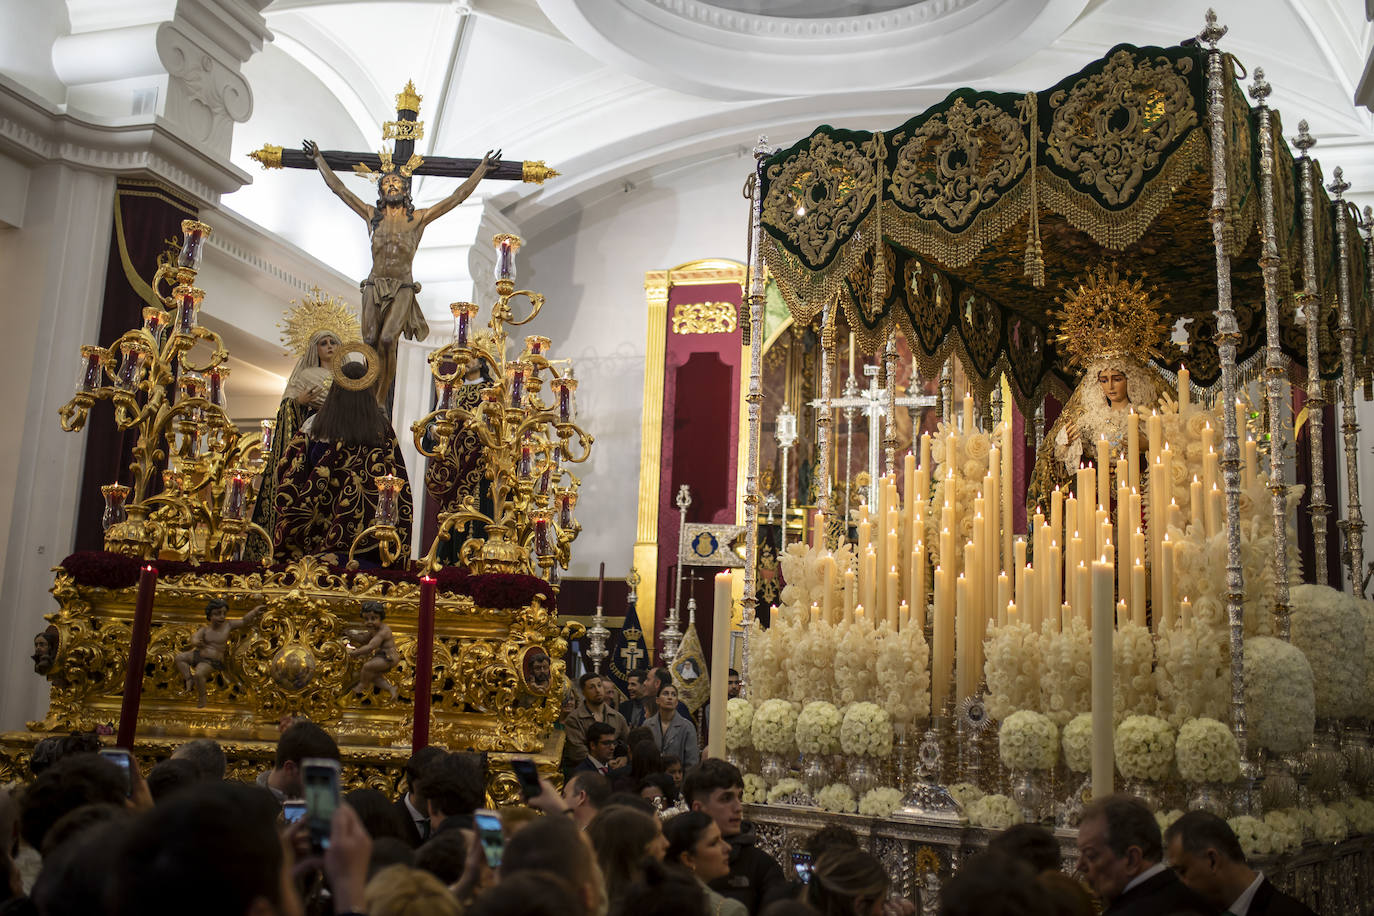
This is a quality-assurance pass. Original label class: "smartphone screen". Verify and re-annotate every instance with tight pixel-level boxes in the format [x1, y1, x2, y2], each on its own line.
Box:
[791, 851, 813, 884]
[474, 809, 504, 868]
[282, 800, 307, 825]
[510, 757, 541, 799]
[99, 749, 133, 797]
[302, 758, 341, 852]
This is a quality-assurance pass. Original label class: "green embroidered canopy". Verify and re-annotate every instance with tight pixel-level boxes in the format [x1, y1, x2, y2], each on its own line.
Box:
[758, 43, 1371, 413]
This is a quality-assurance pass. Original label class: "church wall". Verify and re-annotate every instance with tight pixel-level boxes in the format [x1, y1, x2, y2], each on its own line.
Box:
[516, 154, 752, 581]
[0, 163, 115, 731]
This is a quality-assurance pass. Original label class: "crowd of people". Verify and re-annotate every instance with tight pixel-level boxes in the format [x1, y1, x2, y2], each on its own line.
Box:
[0, 716, 1319, 916]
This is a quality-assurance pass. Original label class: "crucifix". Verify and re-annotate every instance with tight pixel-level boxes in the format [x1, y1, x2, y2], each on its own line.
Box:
[809, 363, 936, 514]
[248, 81, 559, 411]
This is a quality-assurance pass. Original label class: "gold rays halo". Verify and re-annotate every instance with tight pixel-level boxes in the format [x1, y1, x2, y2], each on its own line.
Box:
[280, 287, 361, 357]
[1054, 263, 1170, 371]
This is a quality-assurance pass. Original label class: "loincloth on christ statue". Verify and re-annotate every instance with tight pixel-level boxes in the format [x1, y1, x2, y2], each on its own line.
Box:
[361, 276, 430, 343]
[424, 383, 491, 563]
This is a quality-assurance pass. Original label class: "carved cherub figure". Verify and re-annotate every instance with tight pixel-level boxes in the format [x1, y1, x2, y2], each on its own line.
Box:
[347, 600, 399, 700]
[174, 597, 265, 707]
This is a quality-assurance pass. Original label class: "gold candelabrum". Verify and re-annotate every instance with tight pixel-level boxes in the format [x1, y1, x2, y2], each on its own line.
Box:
[409, 234, 593, 580]
[59, 220, 269, 561]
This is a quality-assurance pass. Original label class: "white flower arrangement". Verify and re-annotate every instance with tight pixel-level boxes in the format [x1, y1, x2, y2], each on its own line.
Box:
[742, 774, 767, 804]
[998, 710, 1059, 771]
[1243, 636, 1316, 755]
[785, 617, 838, 706]
[1155, 620, 1230, 728]
[947, 783, 985, 811]
[1329, 798, 1374, 835]
[1263, 810, 1303, 854]
[1113, 715, 1175, 781]
[1174, 717, 1240, 784]
[1282, 807, 1318, 843]
[965, 794, 1023, 830]
[1228, 816, 1280, 859]
[1290, 584, 1367, 719]
[1040, 617, 1092, 727]
[874, 620, 930, 725]
[840, 702, 894, 758]
[984, 621, 1042, 721]
[1113, 623, 1157, 720]
[749, 620, 791, 704]
[766, 778, 804, 805]
[858, 787, 904, 818]
[1155, 809, 1184, 835]
[1357, 599, 1374, 719]
[816, 783, 857, 814]
[1062, 714, 1094, 774]
[752, 698, 799, 754]
[795, 701, 843, 755]
[833, 620, 879, 706]
[725, 697, 754, 751]
[1310, 805, 1348, 844]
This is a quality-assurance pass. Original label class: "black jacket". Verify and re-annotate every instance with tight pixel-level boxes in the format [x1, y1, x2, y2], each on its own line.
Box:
[708, 824, 795, 915]
[392, 796, 426, 847]
[1247, 877, 1317, 916]
[1104, 868, 1217, 916]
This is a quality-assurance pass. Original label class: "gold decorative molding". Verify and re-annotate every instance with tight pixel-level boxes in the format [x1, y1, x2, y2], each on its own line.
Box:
[671, 301, 738, 334]
[635, 260, 747, 656]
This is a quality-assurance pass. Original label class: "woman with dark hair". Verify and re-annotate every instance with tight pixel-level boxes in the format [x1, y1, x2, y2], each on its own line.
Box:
[586, 805, 668, 913]
[272, 355, 413, 562]
[807, 847, 890, 916]
[663, 811, 746, 916]
[647, 682, 699, 768]
[637, 772, 677, 808]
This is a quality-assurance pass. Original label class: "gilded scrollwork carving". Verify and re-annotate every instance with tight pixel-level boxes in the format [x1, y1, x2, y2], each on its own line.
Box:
[889, 96, 1030, 229]
[762, 131, 881, 271]
[1046, 50, 1198, 207]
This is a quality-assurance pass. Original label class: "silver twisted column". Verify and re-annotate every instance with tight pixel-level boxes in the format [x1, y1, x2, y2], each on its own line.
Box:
[1293, 121, 1329, 589]
[1250, 70, 1293, 639]
[1203, 10, 1248, 762]
[1330, 169, 1367, 595]
[740, 136, 774, 692]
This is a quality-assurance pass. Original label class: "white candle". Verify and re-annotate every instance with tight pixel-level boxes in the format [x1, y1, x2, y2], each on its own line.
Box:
[706, 572, 733, 758]
[1091, 556, 1115, 800]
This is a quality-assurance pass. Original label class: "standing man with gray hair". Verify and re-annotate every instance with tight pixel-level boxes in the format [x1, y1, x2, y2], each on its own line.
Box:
[1075, 794, 1214, 916]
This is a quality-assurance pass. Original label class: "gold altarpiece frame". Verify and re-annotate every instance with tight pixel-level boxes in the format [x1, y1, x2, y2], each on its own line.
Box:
[636, 260, 750, 655]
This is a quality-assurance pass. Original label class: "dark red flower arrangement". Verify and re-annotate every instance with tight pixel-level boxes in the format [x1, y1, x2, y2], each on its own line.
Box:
[59, 551, 555, 611]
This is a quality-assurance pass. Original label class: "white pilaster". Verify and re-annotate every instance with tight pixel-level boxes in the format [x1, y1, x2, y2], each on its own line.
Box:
[0, 164, 116, 730]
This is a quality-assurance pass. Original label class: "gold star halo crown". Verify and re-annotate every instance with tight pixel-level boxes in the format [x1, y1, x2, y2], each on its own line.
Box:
[1054, 264, 1169, 371]
[280, 287, 362, 357]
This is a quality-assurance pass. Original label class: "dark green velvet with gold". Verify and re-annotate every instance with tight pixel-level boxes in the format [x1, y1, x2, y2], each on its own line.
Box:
[759, 42, 1371, 413]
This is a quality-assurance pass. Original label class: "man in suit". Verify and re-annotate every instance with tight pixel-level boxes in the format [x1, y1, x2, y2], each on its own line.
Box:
[561, 770, 611, 829]
[569, 722, 617, 777]
[393, 745, 445, 846]
[1076, 794, 1215, 916]
[1165, 811, 1317, 916]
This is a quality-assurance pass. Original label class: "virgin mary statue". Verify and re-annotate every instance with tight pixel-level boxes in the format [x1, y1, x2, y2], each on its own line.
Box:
[249, 292, 361, 558]
[1027, 265, 1175, 514]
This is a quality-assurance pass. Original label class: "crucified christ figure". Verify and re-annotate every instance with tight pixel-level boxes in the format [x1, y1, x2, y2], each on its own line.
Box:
[302, 140, 501, 407]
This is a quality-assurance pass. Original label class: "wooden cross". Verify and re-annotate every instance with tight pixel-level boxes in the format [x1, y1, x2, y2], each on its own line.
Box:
[248, 81, 558, 186]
